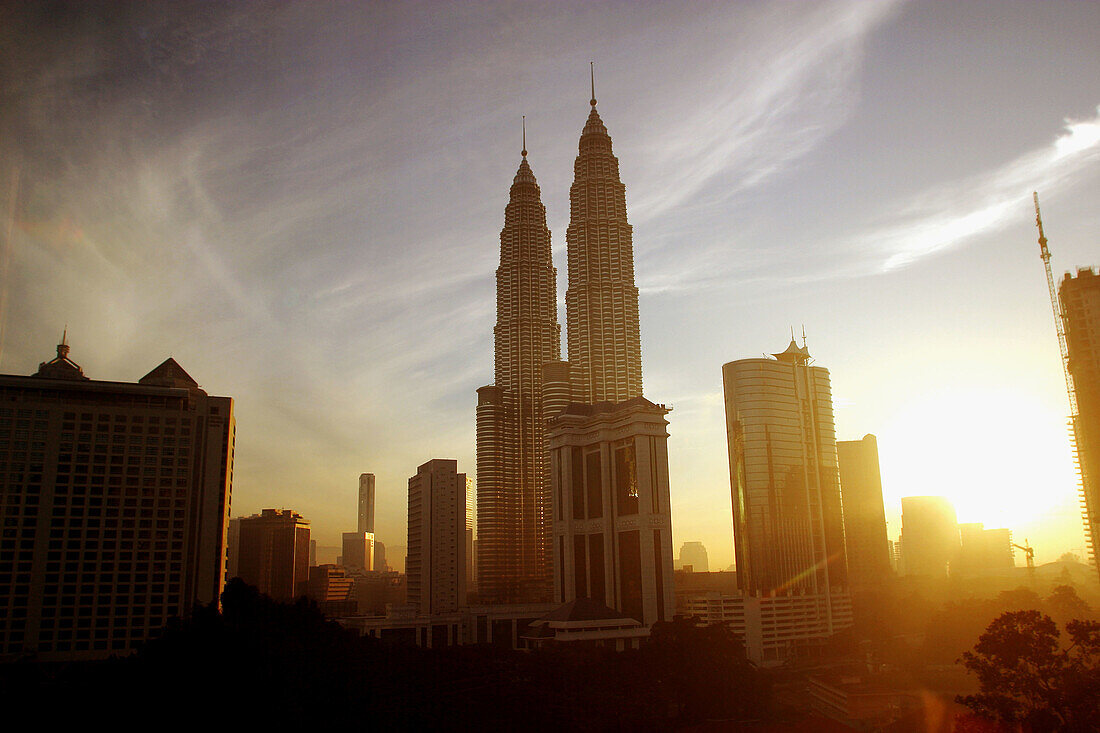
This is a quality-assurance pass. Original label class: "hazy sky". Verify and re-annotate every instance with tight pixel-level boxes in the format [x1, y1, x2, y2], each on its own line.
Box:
[3, 1, 1099, 568]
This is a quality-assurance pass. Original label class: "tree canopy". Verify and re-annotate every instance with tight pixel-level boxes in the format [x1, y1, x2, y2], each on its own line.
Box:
[958, 609, 1100, 731]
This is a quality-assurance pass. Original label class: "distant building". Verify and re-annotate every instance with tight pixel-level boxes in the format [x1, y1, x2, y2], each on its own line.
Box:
[304, 564, 357, 616]
[836, 434, 893, 588]
[236, 509, 310, 600]
[957, 523, 1014, 574]
[1060, 267, 1100, 582]
[899, 496, 959, 578]
[722, 340, 852, 664]
[406, 460, 468, 614]
[358, 473, 375, 535]
[548, 397, 675, 627]
[678, 541, 710, 573]
[0, 339, 234, 660]
[341, 531, 374, 573]
[227, 516, 242, 579]
[309, 538, 317, 567]
[373, 540, 387, 572]
[352, 570, 406, 616]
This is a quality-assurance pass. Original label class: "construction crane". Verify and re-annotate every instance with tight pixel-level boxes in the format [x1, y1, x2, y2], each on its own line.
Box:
[1034, 194, 1093, 577]
[1012, 539, 1035, 571]
[1034, 192, 1078, 417]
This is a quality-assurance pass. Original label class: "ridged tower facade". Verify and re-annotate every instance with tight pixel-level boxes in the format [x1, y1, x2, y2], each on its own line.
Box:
[565, 92, 643, 403]
[476, 143, 562, 604]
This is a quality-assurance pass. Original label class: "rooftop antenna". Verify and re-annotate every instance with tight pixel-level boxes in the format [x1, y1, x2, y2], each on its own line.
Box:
[590, 61, 596, 107]
[521, 115, 527, 158]
[801, 324, 807, 348]
[790, 325, 795, 342]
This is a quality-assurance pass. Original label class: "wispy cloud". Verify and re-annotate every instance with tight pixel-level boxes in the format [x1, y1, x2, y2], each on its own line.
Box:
[868, 106, 1100, 271]
[631, 1, 905, 224]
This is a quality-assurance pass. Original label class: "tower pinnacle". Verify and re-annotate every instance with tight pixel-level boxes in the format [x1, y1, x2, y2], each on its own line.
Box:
[590, 61, 596, 107]
[522, 115, 527, 158]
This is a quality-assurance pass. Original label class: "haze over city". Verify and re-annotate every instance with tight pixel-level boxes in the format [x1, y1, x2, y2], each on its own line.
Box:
[4, 0, 1100, 568]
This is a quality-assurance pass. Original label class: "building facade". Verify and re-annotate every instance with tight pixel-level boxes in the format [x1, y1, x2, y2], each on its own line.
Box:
[723, 341, 849, 598]
[235, 509, 310, 601]
[358, 472, 375, 535]
[475, 145, 562, 605]
[721, 340, 850, 659]
[836, 434, 892, 589]
[407, 459, 468, 615]
[0, 340, 234, 660]
[1061, 267, 1100, 581]
[548, 397, 675, 627]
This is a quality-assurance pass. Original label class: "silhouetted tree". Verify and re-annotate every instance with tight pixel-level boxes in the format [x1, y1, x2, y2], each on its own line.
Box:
[642, 616, 769, 724]
[1046, 585, 1092, 623]
[958, 610, 1100, 731]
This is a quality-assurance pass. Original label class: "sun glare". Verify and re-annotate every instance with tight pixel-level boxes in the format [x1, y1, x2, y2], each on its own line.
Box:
[876, 388, 1077, 533]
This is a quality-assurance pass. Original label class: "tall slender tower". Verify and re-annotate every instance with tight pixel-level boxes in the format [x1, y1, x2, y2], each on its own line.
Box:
[565, 72, 643, 403]
[476, 131, 562, 604]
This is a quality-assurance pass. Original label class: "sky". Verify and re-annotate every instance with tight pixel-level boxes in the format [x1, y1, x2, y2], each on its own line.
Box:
[2, 0, 1099, 569]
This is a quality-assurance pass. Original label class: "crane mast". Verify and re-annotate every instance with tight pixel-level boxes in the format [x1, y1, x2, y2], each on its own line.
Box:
[1034, 192, 1078, 417]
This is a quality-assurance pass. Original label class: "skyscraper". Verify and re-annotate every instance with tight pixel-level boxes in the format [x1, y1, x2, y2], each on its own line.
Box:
[565, 83, 643, 404]
[0, 340, 234, 660]
[1060, 267, 1100, 581]
[476, 136, 562, 604]
[836, 434, 892, 588]
[898, 496, 958, 578]
[407, 459, 468, 614]
[235, 509, 311, 601]
[723, 340, 848, 604]
[358, 472, 375, 535]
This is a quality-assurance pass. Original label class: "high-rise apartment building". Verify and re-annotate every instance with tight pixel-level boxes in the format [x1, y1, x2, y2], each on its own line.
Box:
[476, 139, 562, 605]
[235, 509, 310, 601]
[723, 341, 849, 599]
[548, 397, 675, 627]
[1060, 267, 1100, 580]
[565, 90, 643, 404]
[898, 496, 958, 578]
[0, 340, 234, 660]
[836, 434, 892, 588]
[407, 459, 468, 614]
[358, 472, 375, 535]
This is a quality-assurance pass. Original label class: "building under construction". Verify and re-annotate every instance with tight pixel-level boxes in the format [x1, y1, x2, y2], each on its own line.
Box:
[1060, 267, 1100, 582]
[1034, 194, 1100, 582]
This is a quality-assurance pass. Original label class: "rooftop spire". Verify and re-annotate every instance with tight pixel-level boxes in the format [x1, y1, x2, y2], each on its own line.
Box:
[522, 115, 527, 158]
[590, 61, 596, 107]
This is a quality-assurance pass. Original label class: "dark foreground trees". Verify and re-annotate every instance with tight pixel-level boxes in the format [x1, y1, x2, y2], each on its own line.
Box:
[957, 609, 1100, 731]
[0, 581, 771, 730]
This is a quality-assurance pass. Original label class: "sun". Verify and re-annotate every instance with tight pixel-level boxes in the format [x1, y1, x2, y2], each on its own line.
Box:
[875, 387, 1077, 534]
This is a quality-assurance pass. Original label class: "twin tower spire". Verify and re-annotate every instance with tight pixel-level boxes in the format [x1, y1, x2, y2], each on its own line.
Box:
[476, 77, 643, 604]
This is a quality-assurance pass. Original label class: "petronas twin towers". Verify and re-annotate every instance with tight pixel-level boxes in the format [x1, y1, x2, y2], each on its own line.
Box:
[476, 88, 644, 604]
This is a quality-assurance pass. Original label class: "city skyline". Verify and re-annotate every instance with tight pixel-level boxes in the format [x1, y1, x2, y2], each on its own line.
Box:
[4, 2, 1100, 568]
